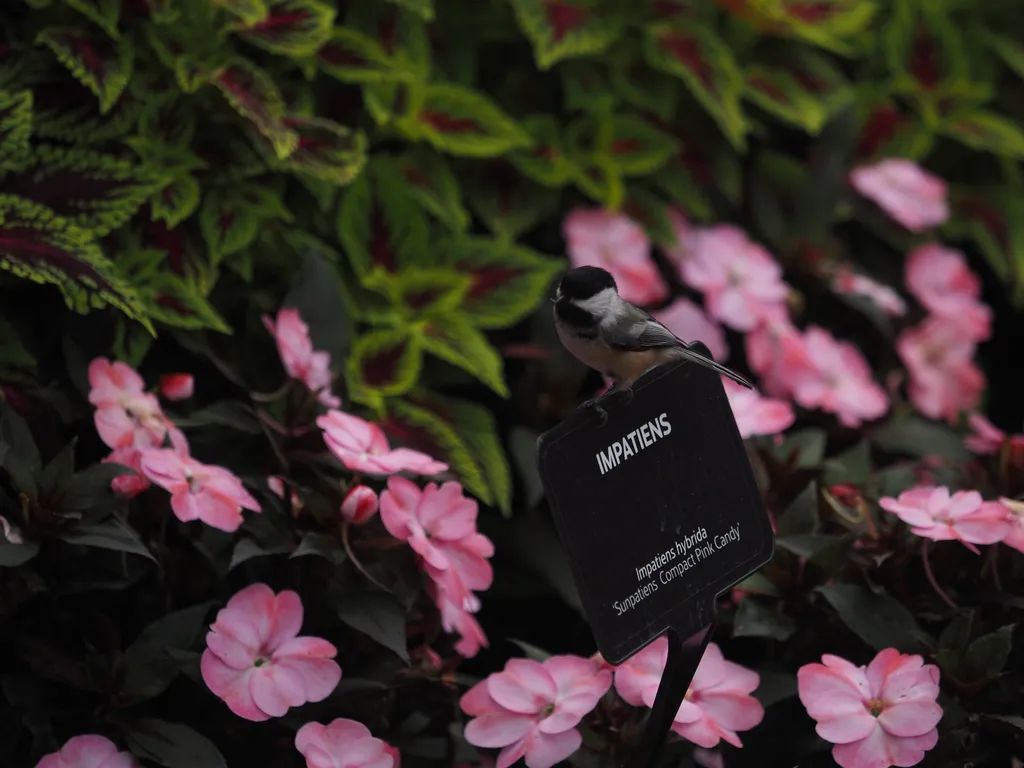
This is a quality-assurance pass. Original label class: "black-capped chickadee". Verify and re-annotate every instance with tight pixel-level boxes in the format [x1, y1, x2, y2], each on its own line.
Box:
[553, 266, 753, 421]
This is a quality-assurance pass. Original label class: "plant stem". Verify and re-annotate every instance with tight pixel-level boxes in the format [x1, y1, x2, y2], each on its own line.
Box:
[922, 540, 958, 610]
[341, 520, 391, 593]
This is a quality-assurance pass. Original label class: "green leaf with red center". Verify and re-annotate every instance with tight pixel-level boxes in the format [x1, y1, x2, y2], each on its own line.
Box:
[344, 1, 433, 78]
[570, 157, 625, 209]
[649, 158, 712, 221]
[602, 113, 677, 176]
[211, 0, 268, 24]
[0, 90, 32, 169]
[943, 190, 1024, 301]
[336, 157, 431, 280]
[65, 0, 122, 39]
[985, 31, 1024, 83]
[382, 396, 489, 505]
[232, 0, 336, 58]
[346, 327, 423, 407]
[139, 271, 232, 334]
[384, 0, 434, 21]
[883, 0, 968, 100]
[438, 235, 562, 329]
[28, 64, 142, 143]
[317, 26, 418, 84]
[407, 390, 511, 514]
[621, 185, 676, 247]
[560, 60, 616, 114]
[151, 173, 201, 229]
[643, 21, 748, 150]
[762, 0, 878, 56]
[249, 114, 368, 184]
[509, 0, 622, 70]
[744, 64, 832, 134]
[508, 115, 576, 188]
[383, 149, 469, 232]
[366, 266, 471, 318]
[851, 95, 932, 162]
[212, 59, 298, 161]
[36, 27, 134, 114]
[416, 313, 508, 397]
[137, 95, 196, 149]
[465, 161, 561, 243]
[2, 144, 162, 237]
[0, 194, 150, 330]
[609, 50, 679, 122]
[940, 111, 1024, 160]
[198, 188, 262, 264]
[401, 82, 532, 158]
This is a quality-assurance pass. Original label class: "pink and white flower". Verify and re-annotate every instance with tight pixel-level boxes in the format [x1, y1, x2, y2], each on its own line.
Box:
[997, 498, 1024, 554]
[563, 207, 668, 306]
[461, 655, 612, 768]
[904, 244, 991, 342]
[35, 734, 136, 768]
[832, 266, 907, 317]
[798, 648, 942, 768]
[614, 638, 764, 748]
[294, 718, 397, 768]
[201, 583, 341, 722]
[879, 486, 1012, 552]
[159, 373, 194, 401]
[724, 379, 795, 438]
[103, 446, 150, 498]
[342, 485, 379, 525]
[897, 317, 985, 424]
[850, 158, 949, 232]
[264, 307, 341, 408]
[678, 225, 790, 332]
[317, 410, 447, 476]
[88, 357, 177, 451]
[653, 297, 730, 363]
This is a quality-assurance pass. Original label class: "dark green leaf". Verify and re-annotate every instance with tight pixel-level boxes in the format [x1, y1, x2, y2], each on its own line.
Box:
[291, 531, 346, 564]
[282, 233, 351, 364]
[816, 583, 930, 653]
[770, 428, 827, 468]
[173, 401, 262, 433]
[0, 537, 39, 567]
[124, 718, 226, 768]
[733, 597, 796, 641]
[0, 401, 41, 495]
[60, 519, 156, 563]
[752, 670, 798, 708]
[229, 537, 292, 570]
[962, 624, 1015, 684]
[508, 638, 552, 661]
[776, 482, 819, 537]
[336, 590, 409, 663]
[870, 414, 971, 463]
[62, 462, 132, 513]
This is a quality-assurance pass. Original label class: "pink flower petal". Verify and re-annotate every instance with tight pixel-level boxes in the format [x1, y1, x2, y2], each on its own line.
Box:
[522, 728, 582, 768]
[464, 714, 536, 748]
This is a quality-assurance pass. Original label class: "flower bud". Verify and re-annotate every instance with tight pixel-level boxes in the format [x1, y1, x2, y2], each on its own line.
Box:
[341, 485, 378, 525]
[160, 373, 194, 401]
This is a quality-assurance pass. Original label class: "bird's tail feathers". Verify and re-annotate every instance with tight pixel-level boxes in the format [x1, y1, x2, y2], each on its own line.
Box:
[669, 345, 754, 389]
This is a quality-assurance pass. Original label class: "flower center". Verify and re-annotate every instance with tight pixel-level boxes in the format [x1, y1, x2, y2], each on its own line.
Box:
[254, 657, 266, 667]
[541, 703, 555, 718]
[186, 472, 199, 493]
[866, 698, 885, 717]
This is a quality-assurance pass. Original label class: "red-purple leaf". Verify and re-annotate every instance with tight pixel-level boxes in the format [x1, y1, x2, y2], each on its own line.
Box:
[36, 27, 134, 114]
[509, 0, 621, 70]
[346, 327, 422, 405]
[233, 0, 336, 58]
[405, 83, 531, 157]
[250, 114, 367, 183]
[212, 59, 297, 160]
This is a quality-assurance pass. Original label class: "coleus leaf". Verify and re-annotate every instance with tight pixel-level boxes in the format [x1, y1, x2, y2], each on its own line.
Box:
[232, 0, 336, 58]
[151, 174, 201, 229]
[939, 111, 1024, 159]
[29, 65, 141, 143]
[366, 266, 470, 318]
[508, 0, 622, 70]
[65, 0, 122, 39]
[0, 194, 150, 329]
[2, 144, 161, 237]
[649, 157, 712, 221]
[465, 161, 561, 243]
[336, 158, 431, 279]
[609, 52, 679, 122]
[346, 327, 422, 407]
[985, 31, 1024, 83]
[383, 396, 490, 505]
[383, 0, 434, 22]
[141, 17, 225, 94]
[943, 190, 1024, 302]
[745, 64, 832, 134]
[406, 391, 511, 515]
[258, 115, 367, 184]
[317, 26, 417, 84]
[400, 82, 532, 158]
[345, 0, 432, 75]
[754, 0, 878, 56]
[883, 0, 968, 101]
[0, 90, 32, 168]
[508, 115, 576, 188]
[621, 185, 676, 247]
[137, 95, 196, 149]
[560, 60, 616, 114]
[139, 270, 232, 334]
[36, 27, 133, 114]
[211, 59, 298, 161]
[383, 149, 469, 232]
[643, 21, 747, 150]
[439, 235, 562, 329]
[211, 0, 269, 25]
[603, 114, 677, 176]
[199, 188, 261, 264]
[416, 313, 509, 398]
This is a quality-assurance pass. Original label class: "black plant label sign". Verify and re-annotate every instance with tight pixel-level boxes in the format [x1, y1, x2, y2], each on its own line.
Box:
[537, 350, 774, 665]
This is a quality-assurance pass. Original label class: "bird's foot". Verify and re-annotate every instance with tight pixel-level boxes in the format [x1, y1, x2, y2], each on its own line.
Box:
[580, 396, 609, 425]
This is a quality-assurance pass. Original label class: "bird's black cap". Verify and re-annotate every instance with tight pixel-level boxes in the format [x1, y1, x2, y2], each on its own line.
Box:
[557, 265, 617, 300]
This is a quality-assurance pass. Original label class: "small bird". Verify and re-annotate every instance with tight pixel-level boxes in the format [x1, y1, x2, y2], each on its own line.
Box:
[552, 265, 753, 421]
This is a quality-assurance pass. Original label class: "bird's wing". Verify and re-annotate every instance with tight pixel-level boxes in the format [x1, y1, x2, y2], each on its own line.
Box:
[604, 307, 683, 351]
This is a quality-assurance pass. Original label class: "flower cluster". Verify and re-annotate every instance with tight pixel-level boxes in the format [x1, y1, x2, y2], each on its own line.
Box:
[263, 307, 341, 408]
[880, 485, 1020, 554]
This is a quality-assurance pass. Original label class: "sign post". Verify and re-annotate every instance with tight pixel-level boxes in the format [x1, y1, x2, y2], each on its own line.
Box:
[536, 343, 775, 767]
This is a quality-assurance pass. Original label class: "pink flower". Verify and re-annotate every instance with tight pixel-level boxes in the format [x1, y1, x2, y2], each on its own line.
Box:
[159, 373, 194, 401]
[964, 413, 1014, 455]
[380, 476, 493, 608]
[317, 410, 447, 476]
[797, 648, 942, 768]
[263, 307, 341, 408]
[342, 485, 379, 525]
[614, 638, 763, 748]
[652, 297, 729, 363]
[562, 207, 668, 306]
[661, 206, 694, 265]
[897, 317, 985, 423]
[35, 734, 136, 768]
[904, 244, 991, 341]
[678, 225, 790, 332]
[461, 655, 612, 768]
[268, 475, 302, 515]
[103, 446, 150, 498]
[295, 718, 396, 768]
[744, 309, 814, 399]
[879, 486, 1012, 552]
[850, 158, 949, 232]
[724, 379, 795, 438]
[789, 326, 889, 428]
[140, 449, 261, 532]
[88, 357, 170, 450]
[997, 498, 1024, 554]
[432, 582, 489, 658]
[201, 583, 341, 722]
[832, 266, 907, 317]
